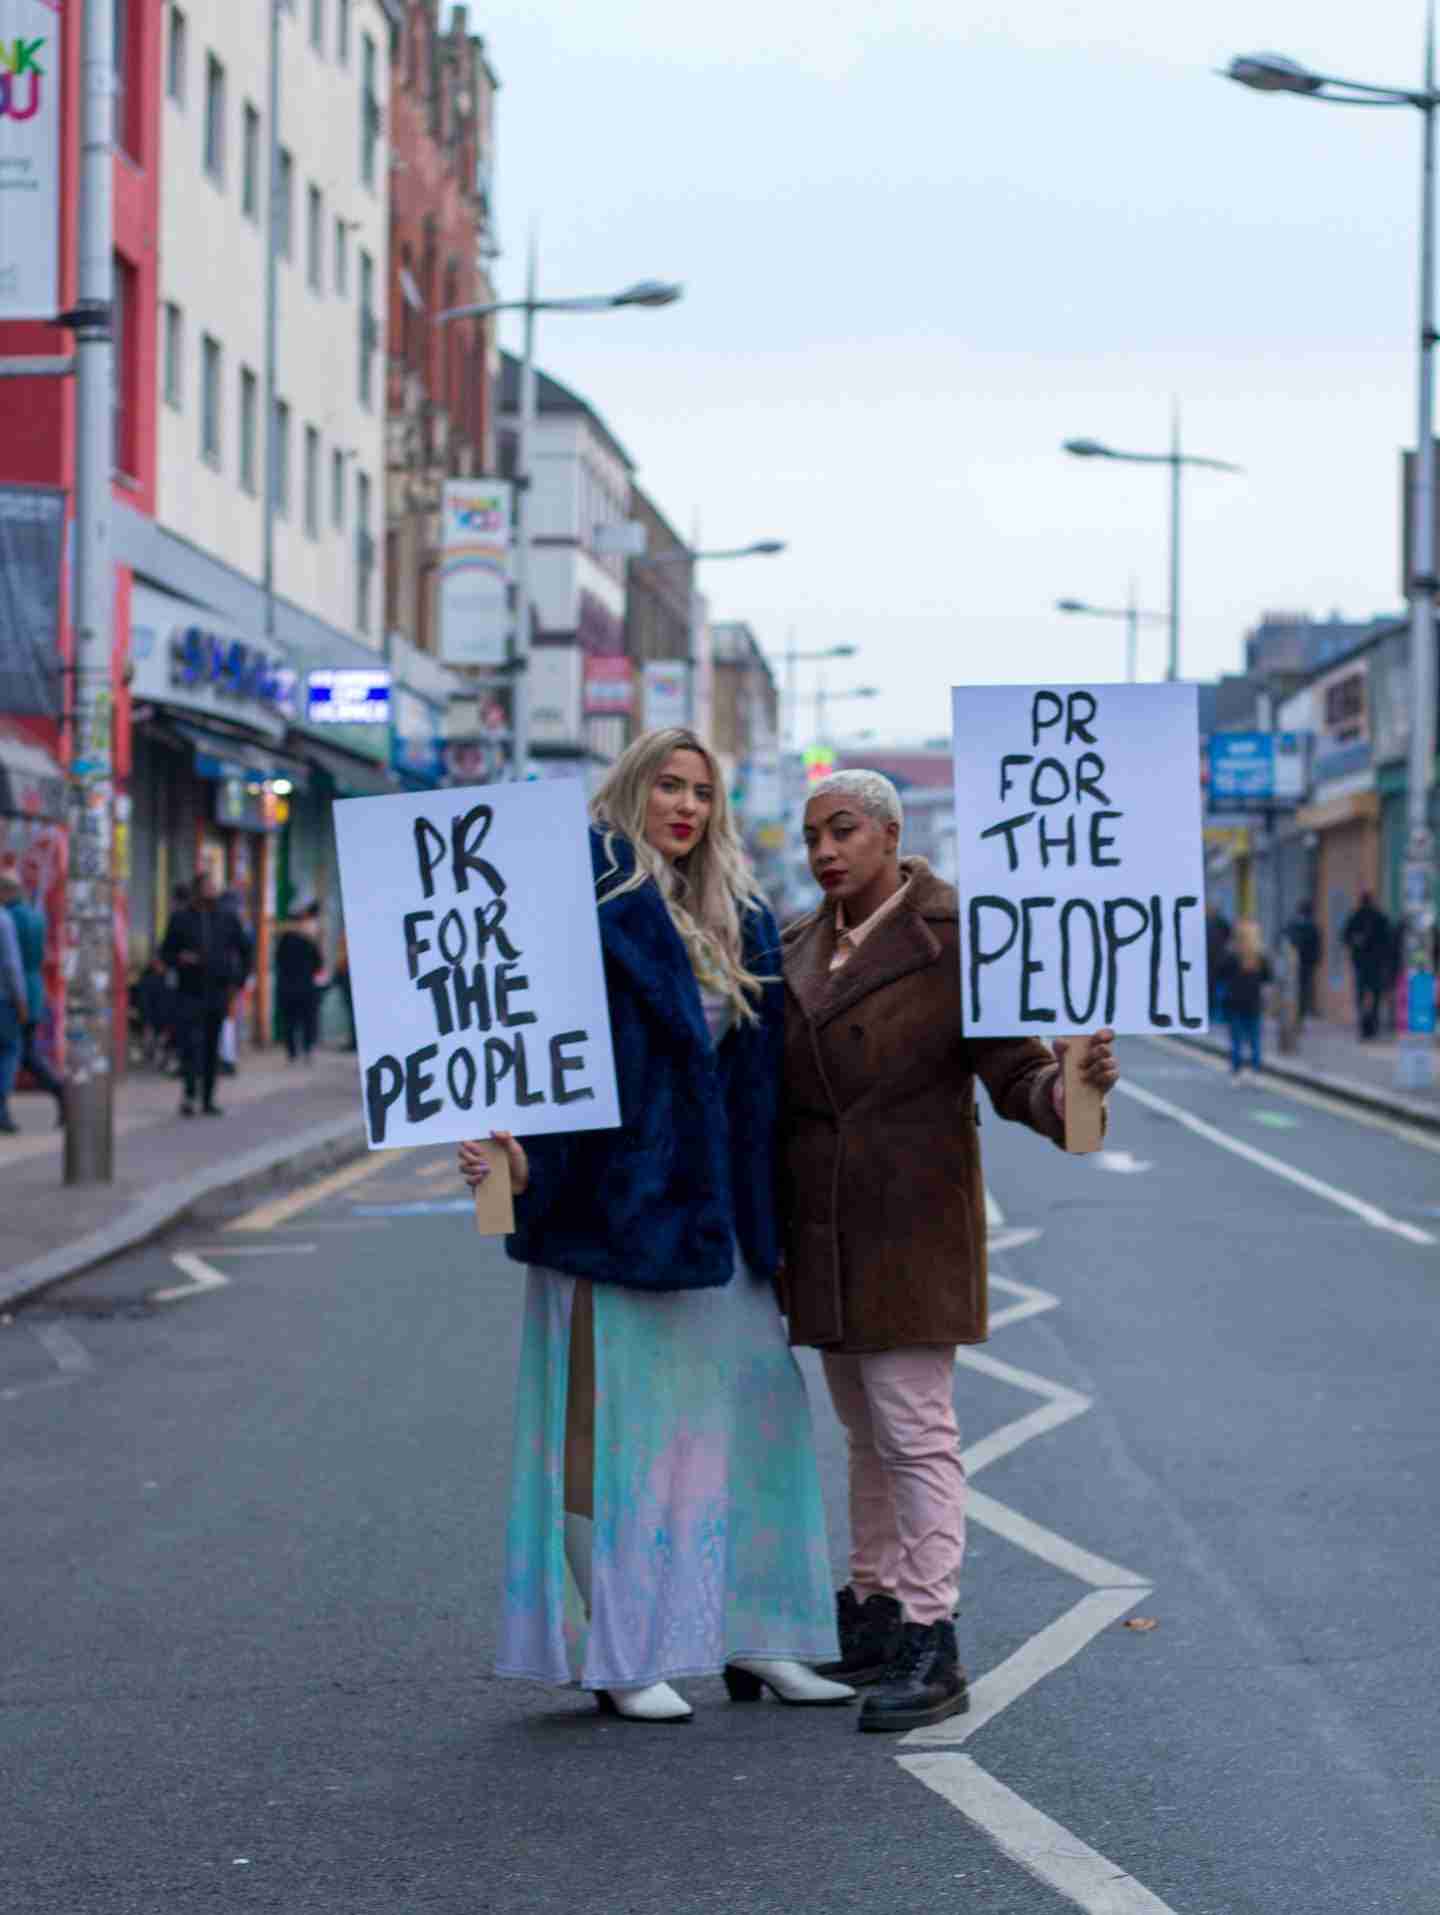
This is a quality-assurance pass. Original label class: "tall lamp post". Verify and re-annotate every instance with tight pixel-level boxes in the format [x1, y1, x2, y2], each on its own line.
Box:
[814, 682, 880, 747]
[776, 641, 858, 748]
[1225, 29, 1438, 1085]
[627, 540, 787, 727]
[440, 255, 682, 777]
[1063, 416, 1242, 682]
[1056, 588, 1169, 682]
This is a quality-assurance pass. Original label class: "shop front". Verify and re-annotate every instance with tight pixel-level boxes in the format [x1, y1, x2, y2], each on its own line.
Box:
[1296, 789, 1381, 1025]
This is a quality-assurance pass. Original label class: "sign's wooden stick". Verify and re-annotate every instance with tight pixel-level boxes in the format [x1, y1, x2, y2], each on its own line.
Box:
[1063, 1040, 1106, 1155]
[472, 1144, 516, 1236]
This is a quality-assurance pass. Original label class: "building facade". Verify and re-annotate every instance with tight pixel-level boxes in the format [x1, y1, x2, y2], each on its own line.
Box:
[385, 1, 499, 661]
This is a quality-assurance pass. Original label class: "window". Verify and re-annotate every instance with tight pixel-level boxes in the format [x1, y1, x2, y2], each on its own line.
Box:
[331, 447, 345, 529]
[306, 185, 323, 293]
[356, 470, 373, 633]
[112, 256, 138, 477]
[200, 334, 222, 466]
[303, 426, 321, 538]
[273, 398, 291, 517]
[276, 147, 293, 259]
[361, 34, 379, 189]
[336, 0, 350, 63]
[241, 103, 261, 221]
[239, 367, 258, 494]
[203, 53, 226, 184]
[333, 216, 349, 296]
[166, 6, 187, 105]
[358, 248, 376, 407]
[113, 0, 144, 160]
[162, 302, 184, 410]
[309, 0, 324, 52]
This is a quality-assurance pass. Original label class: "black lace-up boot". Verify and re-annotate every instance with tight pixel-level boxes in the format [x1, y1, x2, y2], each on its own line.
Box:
[816, 1587, 904, 1686]
[857, 1619, 969, 1733]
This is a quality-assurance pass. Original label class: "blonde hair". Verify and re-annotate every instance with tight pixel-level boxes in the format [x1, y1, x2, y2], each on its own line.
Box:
[592, 728, 767, 1025]
[1234, 918, 1265, 972]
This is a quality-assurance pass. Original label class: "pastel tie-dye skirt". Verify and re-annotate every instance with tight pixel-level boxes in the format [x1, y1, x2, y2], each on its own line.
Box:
[496, 1252, 839, 1691]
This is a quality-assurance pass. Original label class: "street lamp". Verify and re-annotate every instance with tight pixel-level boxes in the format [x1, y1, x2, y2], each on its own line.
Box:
[627, 540, 787, 725]
[438, 252, 684, 776]
[1224, 22, 1439, 1085]
[1062, 418, 1242, 682]
[815, 683, 879, 747]
[771, 642, 858, 747]
[1056, 588, 1169, 682]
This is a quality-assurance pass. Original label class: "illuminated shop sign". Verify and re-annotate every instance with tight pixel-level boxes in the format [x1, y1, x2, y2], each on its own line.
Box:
[307, 668, 392, 725]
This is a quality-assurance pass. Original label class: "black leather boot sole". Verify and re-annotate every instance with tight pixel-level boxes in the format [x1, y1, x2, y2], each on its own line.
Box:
[858, 1677, 970, 1734]
[814, 1656, 894, 1687]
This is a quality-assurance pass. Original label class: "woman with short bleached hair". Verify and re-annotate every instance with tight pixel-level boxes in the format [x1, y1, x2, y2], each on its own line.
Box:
[459, 728, 849, 1723]
[782, 767, 1118, 1733]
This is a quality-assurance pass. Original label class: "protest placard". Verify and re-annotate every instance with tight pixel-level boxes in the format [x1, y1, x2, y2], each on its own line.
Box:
[333, 779, 621, 1151]
[952, 683, 1208, 1039]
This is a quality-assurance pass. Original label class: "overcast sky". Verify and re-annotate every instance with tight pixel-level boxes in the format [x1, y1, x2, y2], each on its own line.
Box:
[470, 2, 1429, 742]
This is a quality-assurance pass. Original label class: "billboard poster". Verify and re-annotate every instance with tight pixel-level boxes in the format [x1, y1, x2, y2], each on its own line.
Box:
[437, 479, 512, 668]
[641, 660, 688, 731]
[1207, 732, 1307, 812]
[583, 654, 634, 717]
[0, 0, 63, 321]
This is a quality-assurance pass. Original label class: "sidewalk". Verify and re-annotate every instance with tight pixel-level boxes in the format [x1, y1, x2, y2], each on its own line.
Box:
[1, 1047, 368, 1310]
[1183, 1014, 1440, 1131]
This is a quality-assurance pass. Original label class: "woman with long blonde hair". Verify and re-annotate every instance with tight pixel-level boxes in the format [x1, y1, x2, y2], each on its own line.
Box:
[459, 729, 847, 1723]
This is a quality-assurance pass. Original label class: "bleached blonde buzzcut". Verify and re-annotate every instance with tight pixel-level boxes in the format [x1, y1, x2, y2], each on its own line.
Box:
[807, 769, 903, 832]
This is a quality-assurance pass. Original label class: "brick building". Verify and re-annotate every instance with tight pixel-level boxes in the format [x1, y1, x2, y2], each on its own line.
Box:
[385, 0, 500, 658]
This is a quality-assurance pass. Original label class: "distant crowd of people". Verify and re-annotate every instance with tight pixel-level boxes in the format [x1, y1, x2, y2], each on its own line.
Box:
[132, 875, 355, 1119]
[1203, 889, 1411, 1083]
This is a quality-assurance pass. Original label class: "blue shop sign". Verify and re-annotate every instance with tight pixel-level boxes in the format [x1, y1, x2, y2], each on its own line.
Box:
[307, 668, 391, 725]
[1207, 732, 1307, 811]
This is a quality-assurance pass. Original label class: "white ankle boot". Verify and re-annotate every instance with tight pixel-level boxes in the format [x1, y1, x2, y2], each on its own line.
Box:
[725, 1657, 856, 1706]
[564, 1513, 693, 1723]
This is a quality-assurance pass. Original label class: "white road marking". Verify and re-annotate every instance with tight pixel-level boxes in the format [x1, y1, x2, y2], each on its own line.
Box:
[150, 1252, 232, 1305]
[185, 1244, 318, 1256]
[1115, 1078, 1436, 1246]
[1149, 1034, 1440, 1158]
[902, 1587, 1152, 1748]
[965, 1487, 1149, 1591]
[30, 1322, 94, 1373]
[897, 1754, 1180, 1913]
[1093, 1149, 1152, 1175]
[984, 1186, 1005, 1229]
[987, 1225, 1045, 1259]
[956, 1346, 1091, 1478]
[987, 1270, 1058, 1332]
[417, 1158, 455, 1182]
[224, 1152, 389, 1232]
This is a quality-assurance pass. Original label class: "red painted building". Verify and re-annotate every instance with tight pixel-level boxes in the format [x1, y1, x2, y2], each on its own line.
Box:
[0, 0, 164, 1065]
[384, 0, 499, 656]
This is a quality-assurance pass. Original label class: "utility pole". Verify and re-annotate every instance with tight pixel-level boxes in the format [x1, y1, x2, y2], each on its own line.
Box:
[62, 0, 118, 1185]
[263, 0, 281, 648]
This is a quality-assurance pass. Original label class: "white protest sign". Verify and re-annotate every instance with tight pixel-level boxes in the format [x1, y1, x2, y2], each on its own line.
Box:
[333, 779, 621, 1149]
[952, 683, 1208, 1037]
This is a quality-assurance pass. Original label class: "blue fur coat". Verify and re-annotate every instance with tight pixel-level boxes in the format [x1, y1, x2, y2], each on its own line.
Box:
[505, 828, 783, 1291]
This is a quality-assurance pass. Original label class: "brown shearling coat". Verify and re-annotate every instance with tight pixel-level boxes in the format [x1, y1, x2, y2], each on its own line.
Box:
[782, 859, 1064, 1353]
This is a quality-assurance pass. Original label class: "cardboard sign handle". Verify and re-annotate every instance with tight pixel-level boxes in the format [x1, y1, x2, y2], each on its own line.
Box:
[472, 1144, 516, 1236]
[1063, 1042, 1106, 1156]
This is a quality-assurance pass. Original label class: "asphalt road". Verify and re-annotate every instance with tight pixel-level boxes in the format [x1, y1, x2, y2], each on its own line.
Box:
[3, 1038, 1438, 1914]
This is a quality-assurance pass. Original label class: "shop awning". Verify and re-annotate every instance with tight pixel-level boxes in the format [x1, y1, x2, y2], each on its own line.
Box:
[165, 719, 313, 789]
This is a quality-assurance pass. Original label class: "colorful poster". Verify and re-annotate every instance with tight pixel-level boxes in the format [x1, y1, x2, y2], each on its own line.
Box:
[582, 654, 634, 718]
[0, 0, 63, 321]
[952, 683, 1208, 1037]
[641, 660, 688, 731]
[437, 479, 512, 668]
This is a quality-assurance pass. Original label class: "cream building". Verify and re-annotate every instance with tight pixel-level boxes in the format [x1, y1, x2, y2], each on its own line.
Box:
[154, 0, 399, 643]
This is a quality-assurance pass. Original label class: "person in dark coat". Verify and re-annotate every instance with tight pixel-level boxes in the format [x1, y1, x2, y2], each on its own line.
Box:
[1206, 903, 1233, 1021]
[1341, 891, 1391, 1039]
[159, 870, 251, 1115]
[1283, 900, 1322, 1021]
[0, 863, 64, 1125]
[274, 904, 324, 1062]
[782, 770, 1118, 1734]
[458, 728, 848, 1725]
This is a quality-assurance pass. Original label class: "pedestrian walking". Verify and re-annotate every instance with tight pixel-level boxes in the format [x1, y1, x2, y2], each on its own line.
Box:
[1283, 900, 1322, 1022]
[159, 870, 252, 1116]
[1206, 903, 1233, 1022]
[275, 903, 324, 1063]
[1341, 891, 1391, 1040]
[0, 898, 27, 1136]
[330, 933, 356, 1051]
[1217, 918, 1273, 1081]
[215, 888, 255, 1076]
[0, 862, 64, 1125]
[781, 770, 1118, 1733]
[458, 728, 850, 1724]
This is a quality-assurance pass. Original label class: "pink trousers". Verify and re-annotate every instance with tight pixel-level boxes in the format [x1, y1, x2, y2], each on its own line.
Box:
[821, 1347, 965, 1628]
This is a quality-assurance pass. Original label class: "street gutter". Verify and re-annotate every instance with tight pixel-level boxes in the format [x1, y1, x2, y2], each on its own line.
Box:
[0, 1115, 369, 1313]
